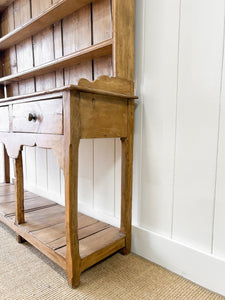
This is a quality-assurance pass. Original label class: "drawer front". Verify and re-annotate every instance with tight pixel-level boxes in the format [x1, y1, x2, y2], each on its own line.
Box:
[0, 106, 9, 132]
[12, 99, 63, 135]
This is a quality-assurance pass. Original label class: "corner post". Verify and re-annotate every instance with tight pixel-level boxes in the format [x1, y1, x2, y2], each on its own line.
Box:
[64, 89, 81, 288]
[120, 99, 134, 254]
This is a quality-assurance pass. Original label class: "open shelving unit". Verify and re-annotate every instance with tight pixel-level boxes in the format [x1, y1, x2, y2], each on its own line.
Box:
[0, 0, 135, 288]
[0, 0, 93, 49]
[0, 39, 113, 84]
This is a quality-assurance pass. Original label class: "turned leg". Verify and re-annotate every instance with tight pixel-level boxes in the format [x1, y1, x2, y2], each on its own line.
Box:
[14, 150, 25, 242]
[4, 145, 10, 183]
[120, 99, 134, 254]
[64, 90, 81, 288]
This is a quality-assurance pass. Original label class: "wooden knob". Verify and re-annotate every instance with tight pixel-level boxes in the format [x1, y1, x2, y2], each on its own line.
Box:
[28, 113, 37, 122]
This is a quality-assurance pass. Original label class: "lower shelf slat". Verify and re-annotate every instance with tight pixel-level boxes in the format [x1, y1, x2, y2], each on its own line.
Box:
[0, 184, 125, 272]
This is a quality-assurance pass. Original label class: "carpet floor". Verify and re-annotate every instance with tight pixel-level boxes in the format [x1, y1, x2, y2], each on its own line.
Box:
[0, 222, 224, 300]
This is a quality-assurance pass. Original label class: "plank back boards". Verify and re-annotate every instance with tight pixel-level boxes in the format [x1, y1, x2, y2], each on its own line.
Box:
[0, 0, 135, 288]
[0, 0, 135, 96]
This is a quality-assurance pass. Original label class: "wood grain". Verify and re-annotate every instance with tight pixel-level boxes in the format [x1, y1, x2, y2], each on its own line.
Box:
[80, 92, 127, 138]
[0, 0, 14, 12]
[112, 0, 135, 81]
[12, 98, 63, 134]
[3, 145, 10, 183]
[0, 0, 94, 50]
[0, 0, 135, 289]
[120, 99, 134, 254]
[0, 40, 113, 84]
[14, 0, 35, 96]
[64, 90, 81, 288]
[15, 150, 25, 225]
[1, 3, 19, 97]
[0, 183, 125, 275]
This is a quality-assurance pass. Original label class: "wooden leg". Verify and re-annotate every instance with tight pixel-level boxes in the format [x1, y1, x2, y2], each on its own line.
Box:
[16, 234, 26, 243]
[4, 145, 10, 183]
[14, 151, 25, 226]
[65, 141, 81, 288]
[120, 100, 134, 254]
[64, 90, 81, 288]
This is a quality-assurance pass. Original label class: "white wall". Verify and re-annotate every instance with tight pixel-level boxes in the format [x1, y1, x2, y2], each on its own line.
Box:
[1, 0, 225, 296]
[15, 139, 121, 228]
[132, 0, 225, 296]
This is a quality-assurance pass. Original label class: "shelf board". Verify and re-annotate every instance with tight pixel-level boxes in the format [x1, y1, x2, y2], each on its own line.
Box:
[0, 0, 94, 50]
[0, 0, 14, 12]
[0, 39, 113, 84]
[0, 183, 125, 272]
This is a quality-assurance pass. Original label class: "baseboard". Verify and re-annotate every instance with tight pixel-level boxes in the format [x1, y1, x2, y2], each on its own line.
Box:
[131, 225, 225, 297]
[24, 184, 225, 295]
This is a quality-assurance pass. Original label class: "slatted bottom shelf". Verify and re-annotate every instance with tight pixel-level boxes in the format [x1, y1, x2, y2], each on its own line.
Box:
[0, 184, 125, 272]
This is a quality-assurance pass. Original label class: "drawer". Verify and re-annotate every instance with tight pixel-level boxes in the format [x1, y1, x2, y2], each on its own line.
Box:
[0, 106, 9, 132]
[12, 99, 63, 135]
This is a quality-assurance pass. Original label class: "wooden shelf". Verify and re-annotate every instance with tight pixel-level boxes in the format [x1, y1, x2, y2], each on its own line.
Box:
[0, 0, 93, 50]
[0, 184, 125, 272]
[0, 39, 113, 84]
[0, 0, 13, 12]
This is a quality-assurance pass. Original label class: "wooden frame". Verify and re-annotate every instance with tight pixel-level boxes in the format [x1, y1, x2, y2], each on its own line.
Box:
[0, 78, 136, 287]
[0, 0, 135, 288]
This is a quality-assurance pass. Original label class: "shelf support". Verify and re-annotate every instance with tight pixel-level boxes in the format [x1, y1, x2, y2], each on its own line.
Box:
[64, 90, 81, 288]
[120, 99, 134, 254]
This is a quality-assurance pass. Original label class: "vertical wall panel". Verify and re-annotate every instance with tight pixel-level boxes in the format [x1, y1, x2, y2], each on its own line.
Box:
[36, 148, 48, 191]
[47, 149, 61, 197]
[94, 139, 115, 216]
[212, 31, 225, 258]
[140, 0, 180, 236]
[78, 140, 94, 208]
[132, 0, 145, 226]
[25, 147, 36, 186]
[22, 148, 27, 183]
[0, 144, 4, 183]
[114, 139, 121, 219]
[173, 0, 224, 251]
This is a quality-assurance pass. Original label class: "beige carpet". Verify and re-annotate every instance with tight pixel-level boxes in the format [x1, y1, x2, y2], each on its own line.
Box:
[0, 223, 224, 300]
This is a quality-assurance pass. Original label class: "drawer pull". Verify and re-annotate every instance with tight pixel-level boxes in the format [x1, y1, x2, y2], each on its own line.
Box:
[28, 113, 37, 122]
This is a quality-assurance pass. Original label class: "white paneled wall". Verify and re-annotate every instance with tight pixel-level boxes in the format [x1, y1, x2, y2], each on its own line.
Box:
[0, 138, 121, 227]
[132, 0, 225, 296]
[16, 140, 121, 227]
[173, 0, 225, 253]
[0, 144, 4, 183]
[2, 0, 225, 295]
[139, 0, 180, 236]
